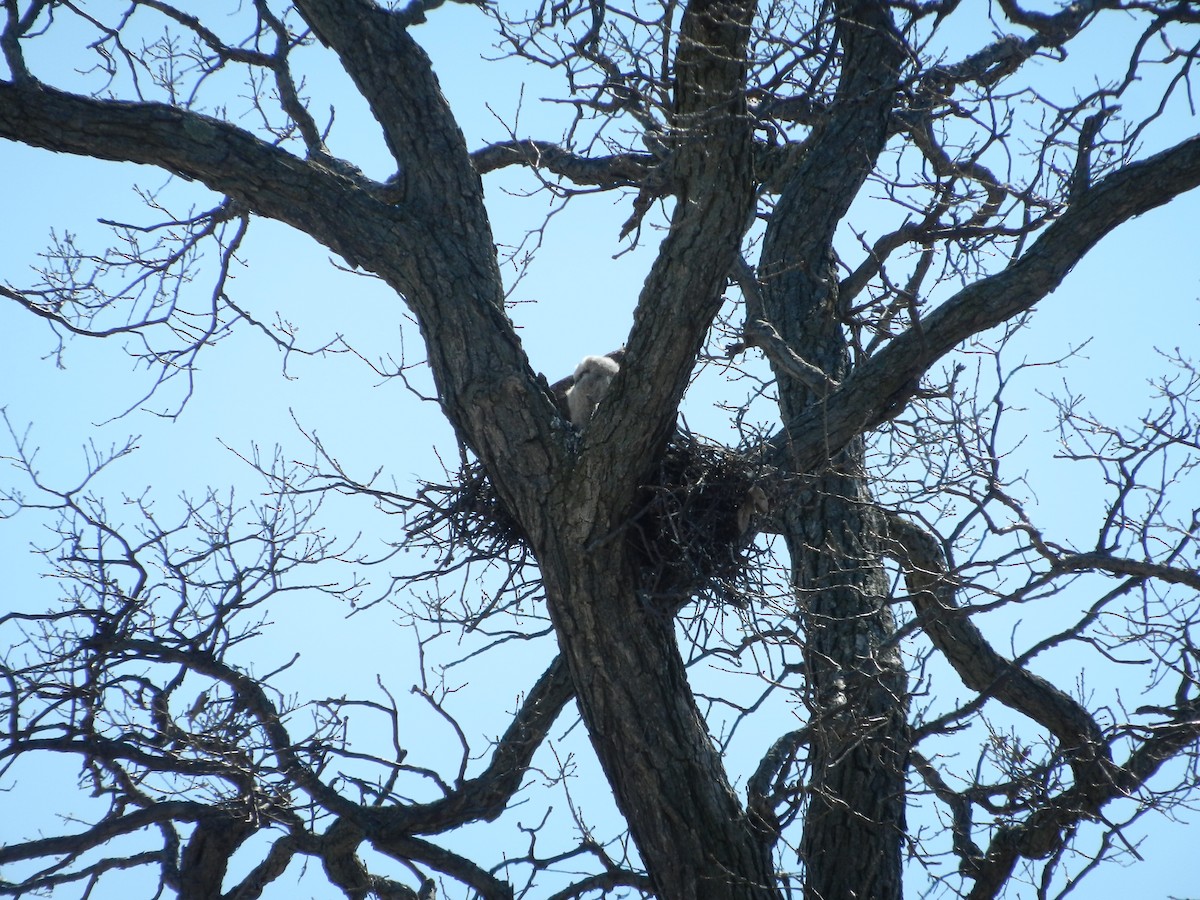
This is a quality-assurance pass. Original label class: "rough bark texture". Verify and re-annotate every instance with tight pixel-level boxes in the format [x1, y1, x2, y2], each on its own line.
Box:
[540, 554, 777, 898]
[529, 1, 778, 894]
[298, 1, 774, 896]
[755, 3, 910, 897]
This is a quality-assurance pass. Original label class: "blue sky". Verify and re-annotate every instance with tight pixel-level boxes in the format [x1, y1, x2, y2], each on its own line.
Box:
[2, 2, 1199, 898]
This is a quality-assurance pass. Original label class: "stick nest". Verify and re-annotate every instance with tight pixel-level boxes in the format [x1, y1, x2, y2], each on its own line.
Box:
[409, 434, 768, 609]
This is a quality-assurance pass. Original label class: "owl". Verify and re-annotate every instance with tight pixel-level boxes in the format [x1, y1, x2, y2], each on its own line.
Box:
[565, 355, 620, 427]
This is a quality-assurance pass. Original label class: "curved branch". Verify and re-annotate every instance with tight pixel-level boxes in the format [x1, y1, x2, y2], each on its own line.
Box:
[896, 109, 1008, 227]
[178, 817, 255, 900]
[0, 80, 413, 273]
[107, 639, 363, 821]
[372, 833, 514, 900]
[294, 0, 485, 224]
[0, 802, 212, 867]
[226, 836, 301, 900]
[0, 24, 569, 542]
[374, 656, 575, 834]
[883, 513, 1108, 775]
[994, 0, 1101, 45]
[742, 318, 840, 395]
[321, 819, 427, 900]
[876, 513, 1199, 896]
[546, 870, 655, 900]
[746, 726, 808, 843]
[966, 696, 1200, 900]
[291, 0, 577, 542]
[773, 133, 1200, 472]
[471, 139, 653, 185]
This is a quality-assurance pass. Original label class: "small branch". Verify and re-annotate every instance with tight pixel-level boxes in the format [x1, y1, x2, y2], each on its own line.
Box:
[1050, 551, 1200, 591]
[742, 318, 841, 395]
[909, 750, 984, 874]
[470, 138, 653, 185]
[1069, 106, 1121, 200]
[746, 726, 808, 842]
[370, 834, 514, 900]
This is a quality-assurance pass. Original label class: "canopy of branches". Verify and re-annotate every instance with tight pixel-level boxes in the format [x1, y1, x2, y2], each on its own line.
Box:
[1, 2, 1199, 900]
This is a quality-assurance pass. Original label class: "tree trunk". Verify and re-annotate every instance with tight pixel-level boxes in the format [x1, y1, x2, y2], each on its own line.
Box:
[539, 538, 779, 900]
[759, 242, 910, 896]
[783, 465, 908, 900]
[760, 237, 910, 900]
[759, 237, 909, 897]
[753, 5, 909, 895]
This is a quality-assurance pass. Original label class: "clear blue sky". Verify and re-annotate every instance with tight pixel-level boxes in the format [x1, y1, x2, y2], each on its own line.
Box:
[2, 3, 1198, 898]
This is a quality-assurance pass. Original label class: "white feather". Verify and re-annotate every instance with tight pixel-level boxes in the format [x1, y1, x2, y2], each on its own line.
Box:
[565, 355, 620, 427]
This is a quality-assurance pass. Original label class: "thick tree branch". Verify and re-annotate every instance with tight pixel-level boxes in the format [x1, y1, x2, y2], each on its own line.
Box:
[294, 0, 486, 224]
[0, 81, 416, 282]
[0, 35, 566, 543]
[225, 836, 301, 900]
[580, 0, 758, 513]
[290, 0, 571, 542]
[743, 318, 841, 395]
[884, 513, 1109, 775]
[177, 817, 254, 900]
[775, 134, 1200, 473]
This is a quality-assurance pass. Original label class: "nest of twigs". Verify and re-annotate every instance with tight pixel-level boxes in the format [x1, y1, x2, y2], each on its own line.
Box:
[626, 434, 768, 608]
[407, 457, 528, 568]
[410, 433, 768, 609]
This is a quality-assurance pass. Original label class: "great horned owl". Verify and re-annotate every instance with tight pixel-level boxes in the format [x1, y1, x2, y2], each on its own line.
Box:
[565, 354, 620, 427]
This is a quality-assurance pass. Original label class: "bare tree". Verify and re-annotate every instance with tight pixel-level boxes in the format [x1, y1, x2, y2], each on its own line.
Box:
[2, 1, 1199, 899]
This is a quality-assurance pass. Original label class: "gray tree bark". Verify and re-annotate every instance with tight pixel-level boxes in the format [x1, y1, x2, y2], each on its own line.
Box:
[755, 4, 909, 896]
